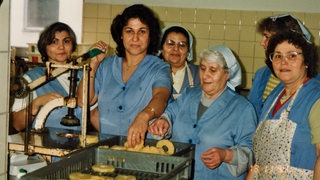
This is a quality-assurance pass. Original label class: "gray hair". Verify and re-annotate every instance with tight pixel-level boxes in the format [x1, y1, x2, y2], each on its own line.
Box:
[199, 49, 229, 71]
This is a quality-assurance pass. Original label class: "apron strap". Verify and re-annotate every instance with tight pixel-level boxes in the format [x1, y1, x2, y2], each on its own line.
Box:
[264, 83, 303, 120]
[186, 62, 194, 87]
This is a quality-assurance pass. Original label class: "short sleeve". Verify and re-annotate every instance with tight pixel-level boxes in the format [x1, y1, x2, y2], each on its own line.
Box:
[11, 74, 37, 112]
[309, 99, 320, 144]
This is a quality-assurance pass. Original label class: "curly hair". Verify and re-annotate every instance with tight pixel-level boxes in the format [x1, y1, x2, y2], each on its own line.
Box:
[265, 30, 318, 78]
[37, 22, 77, 62]
[110, 4, 160, 57]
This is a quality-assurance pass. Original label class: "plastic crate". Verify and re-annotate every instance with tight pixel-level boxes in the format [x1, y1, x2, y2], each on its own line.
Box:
[22, 147, 192, 180]
[100, 136, 195, 159]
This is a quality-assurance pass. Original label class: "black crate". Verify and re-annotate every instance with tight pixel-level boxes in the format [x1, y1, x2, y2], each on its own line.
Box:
[22, 147, 192, 180]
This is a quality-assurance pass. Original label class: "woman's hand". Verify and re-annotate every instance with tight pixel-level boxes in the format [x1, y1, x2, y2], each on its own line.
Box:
[127, 113, 149, 148]
[78, 41, 108, 106]
[246, 164, 259, 180]
[148, 118, 169, 137]
[32, 92, 63, 115]
[89, 41, 108, 68]
[201, 147, 230, 169]
[127, 87, 170, 147]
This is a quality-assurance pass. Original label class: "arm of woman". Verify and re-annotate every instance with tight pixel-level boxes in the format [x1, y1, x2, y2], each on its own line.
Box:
[77, 41, 107, 107]
[12, 92, 63, 131]
[201, 147, 234, 169]
[201, 146, 254, 177]
[309, 99, 320, 179]
[148, 114, 172, 139]
[209, 101, 257, 177]
[127, 86, 170, 147]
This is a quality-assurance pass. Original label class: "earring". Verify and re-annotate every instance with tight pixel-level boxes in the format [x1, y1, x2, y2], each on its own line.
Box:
[306, 65, 308, 69]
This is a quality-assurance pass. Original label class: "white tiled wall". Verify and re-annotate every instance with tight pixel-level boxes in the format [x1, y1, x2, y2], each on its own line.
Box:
[82, 3, 320, 89]
[0, 0, 10, 179]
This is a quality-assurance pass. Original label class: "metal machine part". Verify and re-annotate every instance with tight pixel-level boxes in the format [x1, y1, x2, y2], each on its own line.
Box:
[28, 48, 104, 131]
[8, 128, 100, 158]
[61, 58, 80, 126]
[33, 97, 77, 131]
[13, 48, 104, 99]
[9, 49, 104, 158]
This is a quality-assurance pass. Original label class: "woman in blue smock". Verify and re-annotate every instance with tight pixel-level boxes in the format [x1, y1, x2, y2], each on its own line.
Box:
[77, 4, 172, 147]
[248, 14, 312, 117]
[12, 22, 82, 132]
[148, 46, 257, 180]
[247, 31, 320, 179]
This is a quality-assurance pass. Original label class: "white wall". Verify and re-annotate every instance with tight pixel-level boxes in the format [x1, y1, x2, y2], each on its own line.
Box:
[10, 0, 83, 48]
[0, 0, 10, 178]
[86, 0, 320, 13]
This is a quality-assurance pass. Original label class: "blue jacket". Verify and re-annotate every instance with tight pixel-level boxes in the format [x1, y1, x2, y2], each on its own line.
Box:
[248, 66, 281, 116]
[166, 86, 257, 179]
[95, 55, 172, 135]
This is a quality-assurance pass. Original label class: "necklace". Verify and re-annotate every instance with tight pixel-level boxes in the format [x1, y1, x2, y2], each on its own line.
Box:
[125, 61, 141, 71]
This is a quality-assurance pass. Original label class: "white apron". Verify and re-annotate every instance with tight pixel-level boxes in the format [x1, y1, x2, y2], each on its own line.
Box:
[253, 86, 314, 179]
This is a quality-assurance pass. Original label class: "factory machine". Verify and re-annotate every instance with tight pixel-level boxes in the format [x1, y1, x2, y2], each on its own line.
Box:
[8, 49, 104, 177]
[8, 48, 195, 180]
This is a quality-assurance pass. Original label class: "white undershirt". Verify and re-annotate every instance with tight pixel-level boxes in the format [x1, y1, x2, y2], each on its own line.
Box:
[172, 64, 187, 94]
[11, 73, 70, 112]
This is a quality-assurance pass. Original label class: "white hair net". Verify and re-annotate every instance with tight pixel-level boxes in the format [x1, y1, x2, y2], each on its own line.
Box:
[209, 45, 242, 90]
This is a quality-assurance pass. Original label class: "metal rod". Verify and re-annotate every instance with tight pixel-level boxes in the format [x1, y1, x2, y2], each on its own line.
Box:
[25, 91, 32, 154]
[81, 64, 90, 147]
[60, 59, 80, 126]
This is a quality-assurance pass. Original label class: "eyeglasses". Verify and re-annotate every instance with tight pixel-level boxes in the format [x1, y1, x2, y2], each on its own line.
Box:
[165, 39, 188, 51]
[269, 51, 303, 63]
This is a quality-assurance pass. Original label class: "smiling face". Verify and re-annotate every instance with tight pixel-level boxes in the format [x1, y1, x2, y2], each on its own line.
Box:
[46, 31, 73, 64]
[272, 41, 307, 86]
[199, 59, 229, 99]
[161, 32, 189, 70]
[122, 18, 150, 58]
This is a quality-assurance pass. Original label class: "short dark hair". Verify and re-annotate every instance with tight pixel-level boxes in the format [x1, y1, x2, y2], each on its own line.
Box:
[266, 30, 318, 78]
[37, 22, 77, 62]
[257, 15, 303, 35]
[110, 4, 160, 57]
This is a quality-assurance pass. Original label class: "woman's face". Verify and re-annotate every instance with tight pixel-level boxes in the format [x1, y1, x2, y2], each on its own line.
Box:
[199, 60, 229, 99]
[161, 32, 188, 69]
[260, 30, 276, 50]
[272, 41, 307, 85]
[46, 31, 73, 64]
[122, 18, 150, 57]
